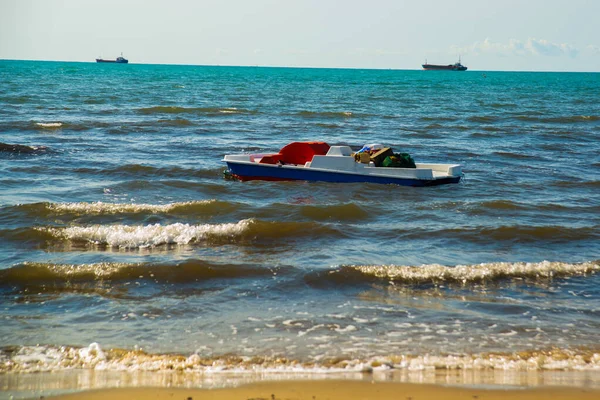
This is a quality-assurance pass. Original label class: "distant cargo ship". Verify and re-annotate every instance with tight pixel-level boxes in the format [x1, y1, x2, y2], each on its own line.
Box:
[96, 54, 128, 64]
[422, 57, 467, 71]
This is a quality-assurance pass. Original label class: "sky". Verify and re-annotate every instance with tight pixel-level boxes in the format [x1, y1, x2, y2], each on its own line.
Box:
[1, 0, 599, 72]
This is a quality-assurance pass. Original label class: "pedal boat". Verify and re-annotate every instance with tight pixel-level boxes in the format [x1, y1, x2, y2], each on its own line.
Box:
[223, 142, 462, 187]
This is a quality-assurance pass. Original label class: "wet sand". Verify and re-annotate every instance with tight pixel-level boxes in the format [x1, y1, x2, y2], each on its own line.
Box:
[50, 380, 600, 400]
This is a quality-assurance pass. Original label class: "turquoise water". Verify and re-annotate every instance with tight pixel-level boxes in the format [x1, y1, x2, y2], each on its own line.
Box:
[1, 60, 599, 387]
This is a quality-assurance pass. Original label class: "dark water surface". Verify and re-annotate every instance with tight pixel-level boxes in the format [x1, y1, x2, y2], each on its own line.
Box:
[1, 61, 599, 392]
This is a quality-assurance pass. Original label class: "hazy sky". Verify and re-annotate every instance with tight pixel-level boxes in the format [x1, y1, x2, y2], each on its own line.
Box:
[1, 0, 599, 71]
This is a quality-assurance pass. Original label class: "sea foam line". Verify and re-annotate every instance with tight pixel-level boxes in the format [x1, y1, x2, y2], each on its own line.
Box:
[2, 343, 600, 373]
[47, 200, 218, 214]
[350, 261, 600, 283]
[42, 220, 253, 248]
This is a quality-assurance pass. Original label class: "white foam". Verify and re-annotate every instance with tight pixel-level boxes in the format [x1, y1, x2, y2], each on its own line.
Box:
[352, 261, 600, 283]
[47, 200, 216, 214]
[219, 108, 239, 114]
[36, 122, 63, 128]
[4, 343, 600, 374]
[44, 219, 253, 248]
[298, 324, 324, 337]
[334, 325, 357, 333]
[78, 342, 106, 363]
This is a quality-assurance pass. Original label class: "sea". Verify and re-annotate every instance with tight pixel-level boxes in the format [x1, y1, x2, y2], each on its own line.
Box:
[1, 60, 599, 397]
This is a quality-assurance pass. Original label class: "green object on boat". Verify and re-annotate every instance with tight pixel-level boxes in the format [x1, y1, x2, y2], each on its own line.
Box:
[382, 153, 416, 168]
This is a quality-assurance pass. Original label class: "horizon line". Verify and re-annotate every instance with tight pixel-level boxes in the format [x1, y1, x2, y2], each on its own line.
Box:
[0, 58, 598, 73]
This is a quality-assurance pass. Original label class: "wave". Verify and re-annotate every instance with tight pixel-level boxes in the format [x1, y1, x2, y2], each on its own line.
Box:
[0, 142, 49, 154]
[488, 102, 517, 109]
[137, 106, 258, 116]
[475, 225, 599, 243]
[36, 121, 112, 131]
[333, 261, 600, 285]
[386, 225, 600, 244]
[297, 203, 369, 221]
[48, 200, 239, 217]
[347, 224, 599, 244]
[478, 127, 504, 133]
[0, 95, 32, 104]
[0, 201, 242, 224]
[2, 201, 371, 224]
[157, 118, 193, 126]
[419, 116, 459, 122]
[467, 116, 500, 123]
[35, 122, 63, 128]
[315, 123, 341, 129]
[515, 115, 599, 123]
[0, 226, 56, 244]
[419, 200, 589, 215]
[493, 151, 540, 160]
[472, 200, 527, 211]
[0, 260, 285, 285]
[2, 342, 599, 373]
[297, 111, 357, 119]
[553, 180, 600, 189]
[471, 201, 599, 214]
[42, 220, 253, 248]
[83, 98, 106, 105]
[1, 120, 112, 132]
[24, 219, 343, 248]
[73, 164, 224, 179]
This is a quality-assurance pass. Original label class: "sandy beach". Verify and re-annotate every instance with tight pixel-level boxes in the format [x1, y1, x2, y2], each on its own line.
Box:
[50, 380, 600, 400]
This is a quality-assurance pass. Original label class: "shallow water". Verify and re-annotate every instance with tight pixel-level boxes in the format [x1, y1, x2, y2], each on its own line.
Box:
[1, 61, 599, 393]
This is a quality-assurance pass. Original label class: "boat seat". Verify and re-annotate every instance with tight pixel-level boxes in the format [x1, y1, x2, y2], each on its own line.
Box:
[259, 154, 284, 164]
[279, 142, 330, 165]
[259, 142, 331, 165]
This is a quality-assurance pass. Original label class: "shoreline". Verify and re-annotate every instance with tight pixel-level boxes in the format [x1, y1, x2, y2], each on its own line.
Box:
[4, 369, 600, 400]
[47, 380, 600, 400]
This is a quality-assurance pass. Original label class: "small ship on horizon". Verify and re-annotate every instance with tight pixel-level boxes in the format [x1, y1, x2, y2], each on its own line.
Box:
[422, 57, 467, 71]
[96, 53, 128, 64]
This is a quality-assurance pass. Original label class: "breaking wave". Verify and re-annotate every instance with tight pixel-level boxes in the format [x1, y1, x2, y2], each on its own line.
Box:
[0, 201, 243, 226]
[35, 122, 63, 128]
[32, 219, 343, 248]
[42, 220, 252, 248]
[2, 343, 599, 373]
[316, 261, 600, 285]
[46, 200, 237, 216]
[3, 259, 598, 289]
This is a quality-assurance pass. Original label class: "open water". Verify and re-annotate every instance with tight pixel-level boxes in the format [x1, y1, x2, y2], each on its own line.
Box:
[1, 60, 599, 395]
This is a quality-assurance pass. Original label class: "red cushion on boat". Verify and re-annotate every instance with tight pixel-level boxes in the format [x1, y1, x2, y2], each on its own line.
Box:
[259, 153, 283, 164]
[279, 142, 330, 165]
